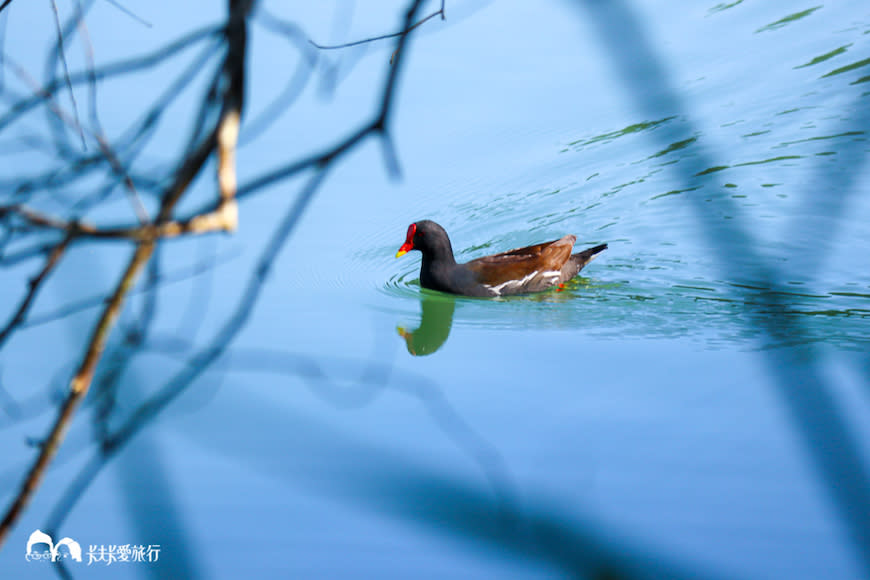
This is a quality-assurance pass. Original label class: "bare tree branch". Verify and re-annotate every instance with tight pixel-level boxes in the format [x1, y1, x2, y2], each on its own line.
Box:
[75, 4, 150, 224]
[0, 0, 257, 547]
[102, 0, 151, 28]
[0, 238, 154, 546]
[18, 248, 240, 333]
[48, 0, 86, 148]
[7, 1, 432, 554]
[0, 25, 221, 134]
[0, 231, 71, 349]
[310, 0, 444, 50]
[1, 204, 235, 240]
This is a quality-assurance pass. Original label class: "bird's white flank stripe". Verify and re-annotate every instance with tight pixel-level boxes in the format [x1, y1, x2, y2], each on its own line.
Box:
[485, 270, 561, 296]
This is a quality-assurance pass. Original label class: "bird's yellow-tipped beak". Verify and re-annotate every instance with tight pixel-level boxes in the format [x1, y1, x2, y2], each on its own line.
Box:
[395, 242, 412, 258]
[396, 223, 416, 258]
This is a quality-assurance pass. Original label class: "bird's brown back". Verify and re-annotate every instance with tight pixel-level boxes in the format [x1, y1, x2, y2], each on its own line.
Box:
[464, 235, 576, 289]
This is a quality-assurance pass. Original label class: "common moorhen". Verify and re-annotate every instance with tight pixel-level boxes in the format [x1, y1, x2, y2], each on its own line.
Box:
[395, 220, 607, 297]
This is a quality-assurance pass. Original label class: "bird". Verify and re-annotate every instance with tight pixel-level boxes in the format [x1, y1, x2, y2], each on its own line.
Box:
[395, 220, 607, 297]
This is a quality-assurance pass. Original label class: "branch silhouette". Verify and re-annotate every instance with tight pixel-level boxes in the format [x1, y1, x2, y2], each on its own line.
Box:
[0, 0, 434, 551]
[309, 0, 444, 50]
[572, 0, 870, 573]
[94, 0, 431, 466]
[0, 0, 255, 547]
[8, 0, 473, 565]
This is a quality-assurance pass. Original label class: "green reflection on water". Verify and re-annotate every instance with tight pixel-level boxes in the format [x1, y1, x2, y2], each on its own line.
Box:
[649, 136, 698, 159]
[694, 155, 803, 177]
[386, 260, 870, 351]
[756, 6, 822, 33]
[398, 292, 456, 356]
[822, 57, 870, 78]
[794, 44, 853, 69]
[707, 1, 744, 16]
[777, 131, 865, 146]
[566, 116, 676, 151]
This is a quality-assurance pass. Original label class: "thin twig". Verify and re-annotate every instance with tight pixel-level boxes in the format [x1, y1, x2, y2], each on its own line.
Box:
[310, 0, 444, 50]
[220, 0, 424, 202]
[0, 241, 59, 269]
[4, 56, 91, 149]
[0, 232, 71, 350]
[103, 0, 152, 28]
[0, 26, 221, 134]
[4, 49, 148, 220]
[11, 247, 240, 333]
[242, 10, 317, 144]
[48, 0, 86, 149]
[75, 2, 150, 224]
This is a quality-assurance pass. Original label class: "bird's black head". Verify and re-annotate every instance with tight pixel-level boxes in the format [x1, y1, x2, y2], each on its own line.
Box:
[395, 220, 455, 263]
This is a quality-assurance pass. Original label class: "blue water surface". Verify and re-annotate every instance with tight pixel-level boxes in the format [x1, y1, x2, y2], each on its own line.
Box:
[1, 1, 869, 579]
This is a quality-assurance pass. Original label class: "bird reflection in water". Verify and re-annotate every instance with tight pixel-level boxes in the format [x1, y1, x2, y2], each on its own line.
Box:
[397, 292, 456, 356]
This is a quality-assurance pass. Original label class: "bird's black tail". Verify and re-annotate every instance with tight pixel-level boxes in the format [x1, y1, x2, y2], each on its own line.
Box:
[564, 243, 608, 280]
[572, 243, 607, 263]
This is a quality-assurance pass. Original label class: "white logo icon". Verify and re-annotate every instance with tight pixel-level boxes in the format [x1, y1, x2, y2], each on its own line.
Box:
[25, 529, 83, 562]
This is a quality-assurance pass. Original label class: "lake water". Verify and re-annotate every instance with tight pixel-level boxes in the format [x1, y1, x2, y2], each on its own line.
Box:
[1, 1, 869, 579]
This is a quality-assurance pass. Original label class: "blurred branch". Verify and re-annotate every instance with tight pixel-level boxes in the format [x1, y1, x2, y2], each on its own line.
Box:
[110, 0, 431, 455]
[572, 0, 870, 573]
[22, 0, 431, 551]
[20, 247, 240, 333]
[310, 0, 444, 50]
[46, 339, 720, 580]
[42, 337, 520, 555]
[75, 7, 150, 224]
[0, 0, 256, 548]
[48, 0, 85, 148]
[1, 203, 236, 240]
[0, 241, 59, 268]
[231, 2, 423, 201]
[242, 10, 318, 144]
[0, 239, 155, 547]
[0, 26, 221, 220]
[0, 25, 221, 134]
[103, 0, 151, 28]
[0, 231, 71, 350]
[1, 32, 208, 217]
[3, 55, 88, 149]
